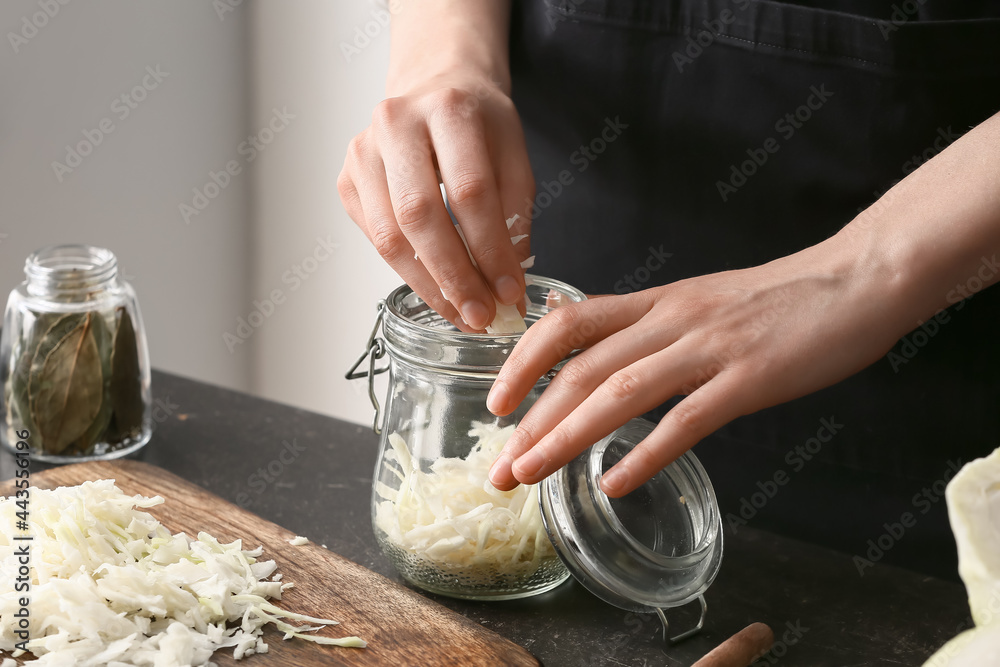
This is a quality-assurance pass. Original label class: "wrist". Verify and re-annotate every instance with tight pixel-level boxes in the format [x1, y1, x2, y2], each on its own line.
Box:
[387, 54, 509, 98]
[386, 1, 512, 97]
[828, 185, 954, 339]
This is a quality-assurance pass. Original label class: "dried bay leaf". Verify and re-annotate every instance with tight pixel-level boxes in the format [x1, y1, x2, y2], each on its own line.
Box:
[16, 313, 85, 434]
[110, 307, 144, 440]
[8, 313, 57, 431]
[68, 310, 114, 454]
[30, 312, 104, 454]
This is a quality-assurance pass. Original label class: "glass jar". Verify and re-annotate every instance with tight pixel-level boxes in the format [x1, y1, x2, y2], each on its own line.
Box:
[0, 244, 153, 463]
[350, 276, 723, 640]
[350, 276, 586, 600]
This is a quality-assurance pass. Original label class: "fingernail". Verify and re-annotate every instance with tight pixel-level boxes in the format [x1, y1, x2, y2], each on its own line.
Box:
[489, 453, 513, 488]
[495, 274, 523, 305]
[461, 300, 490, 330]
[601, 466, 630, 496]
[487, 382, 508, 414]
[513, 450, 545, 480]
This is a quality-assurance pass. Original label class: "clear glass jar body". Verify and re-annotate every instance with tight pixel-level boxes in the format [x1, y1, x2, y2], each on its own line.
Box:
[369, 276, 586, 600]
[0, 245, 153, 462]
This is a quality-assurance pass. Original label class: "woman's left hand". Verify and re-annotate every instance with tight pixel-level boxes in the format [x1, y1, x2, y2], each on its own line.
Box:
[488, 110, 1000, 497]
[486, 237, 913, 497]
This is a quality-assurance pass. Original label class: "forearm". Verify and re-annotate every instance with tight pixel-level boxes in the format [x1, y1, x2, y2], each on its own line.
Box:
[834, 110, 1000, 334]
[387, 0, 512, 96]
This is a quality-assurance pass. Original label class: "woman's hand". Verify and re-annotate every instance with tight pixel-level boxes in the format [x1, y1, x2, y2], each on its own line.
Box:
[488, 108, 1000, 498]
[486, 238, 915, 497]
[338, 71, 534, 333]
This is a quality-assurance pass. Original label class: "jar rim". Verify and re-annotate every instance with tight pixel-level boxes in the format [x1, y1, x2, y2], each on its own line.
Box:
[539, 419, 724, 612]
[381, 274, 588, 373]
[589, 433, 721, 567]
[24, 244, 118, 296]
[383, 274, 587, 339]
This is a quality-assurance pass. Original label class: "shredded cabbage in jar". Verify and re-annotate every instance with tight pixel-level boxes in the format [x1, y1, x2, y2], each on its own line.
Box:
[374, 421, 555, 577]
[0, 480, 365, 666]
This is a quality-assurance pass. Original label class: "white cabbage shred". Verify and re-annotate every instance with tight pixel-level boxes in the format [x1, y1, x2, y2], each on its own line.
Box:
[0, 480, 365, 666]
[453, 214, 530, 335]
[374, 421, 555, 581]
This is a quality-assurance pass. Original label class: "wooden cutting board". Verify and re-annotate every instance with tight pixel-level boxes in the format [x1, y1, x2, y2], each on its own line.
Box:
[1, 460, 540, 666]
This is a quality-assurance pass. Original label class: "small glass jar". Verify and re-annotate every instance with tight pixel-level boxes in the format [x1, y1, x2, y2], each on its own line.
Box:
[351, 276, 586, 600]
[350, 276, 723, 640]
[0, 244, 153, 463]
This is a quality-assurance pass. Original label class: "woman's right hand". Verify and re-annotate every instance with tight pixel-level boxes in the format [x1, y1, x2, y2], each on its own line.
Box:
[338, 72, 534, 332]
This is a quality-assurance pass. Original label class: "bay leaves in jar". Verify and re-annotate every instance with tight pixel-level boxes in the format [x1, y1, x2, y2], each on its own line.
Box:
[8, 312, 63, 433]
[28, 311, 104, 455]
[67, 310, 114, 454]
[14, 312, 85, 434]
[109, 307, 143, 441]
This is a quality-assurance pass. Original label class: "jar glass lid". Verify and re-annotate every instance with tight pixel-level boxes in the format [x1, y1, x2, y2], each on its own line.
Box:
[539, 419, 723, 615]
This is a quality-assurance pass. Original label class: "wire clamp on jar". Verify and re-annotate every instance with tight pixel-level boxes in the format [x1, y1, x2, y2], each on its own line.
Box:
[345, 300, 388, 434]
[656, 595, 708, 645]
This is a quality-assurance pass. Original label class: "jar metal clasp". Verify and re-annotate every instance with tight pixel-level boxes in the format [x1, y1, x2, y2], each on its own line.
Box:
[657, 595, 708, 645]
[345, 300, 389, 434]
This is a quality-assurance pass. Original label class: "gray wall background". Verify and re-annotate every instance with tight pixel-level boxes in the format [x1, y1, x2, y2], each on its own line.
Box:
[1, 0, 400, 425]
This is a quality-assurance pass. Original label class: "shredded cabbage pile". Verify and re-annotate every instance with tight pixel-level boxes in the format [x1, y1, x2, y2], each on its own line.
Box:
[374, 421, 555, 578]
[0, 480, 364, 666]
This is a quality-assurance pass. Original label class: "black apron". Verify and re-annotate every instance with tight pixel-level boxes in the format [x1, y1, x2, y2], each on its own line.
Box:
[509, 0, 1000, 580]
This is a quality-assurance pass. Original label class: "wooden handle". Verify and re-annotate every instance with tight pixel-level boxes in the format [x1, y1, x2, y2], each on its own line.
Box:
[691, 623, 774, 667]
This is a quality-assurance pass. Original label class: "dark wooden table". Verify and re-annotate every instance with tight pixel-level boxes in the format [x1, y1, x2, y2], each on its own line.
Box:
[0, 371, 971, 666]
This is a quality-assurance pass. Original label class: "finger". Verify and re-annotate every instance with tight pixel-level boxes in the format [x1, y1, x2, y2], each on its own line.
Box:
[337, 153, 364, 225]
[373, 103, 495, 330]
[508, 342, 701, 488]
[489, 321, 680, 490]
[600, 371, 749, 497]
[430, 109, 526, 306]
[343, 134, 478, 333]
[487, 294, 653, 416]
